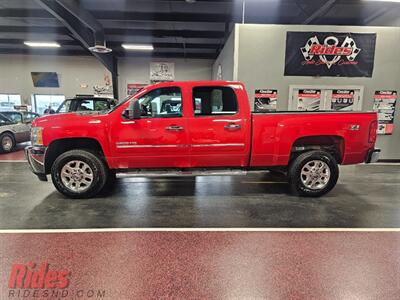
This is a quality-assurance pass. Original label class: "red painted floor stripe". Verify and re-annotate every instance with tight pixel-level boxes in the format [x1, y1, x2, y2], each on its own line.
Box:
[0, 232, 399, 299]
[0, 147, 26, 161]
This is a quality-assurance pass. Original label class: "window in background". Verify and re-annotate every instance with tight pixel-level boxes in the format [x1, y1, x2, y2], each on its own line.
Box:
[33, 94, 65, 115]
[0, 94, 22, 111]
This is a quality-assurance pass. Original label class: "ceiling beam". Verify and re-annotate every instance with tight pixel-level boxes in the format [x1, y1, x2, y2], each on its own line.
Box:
[0, 8, 230, 23]
[0, 48, 216, 59]
[0, 26, 225, 39]
[35, 0, 119, 98]
[303, 0, 337, 24]
[0, 38, 220, 50]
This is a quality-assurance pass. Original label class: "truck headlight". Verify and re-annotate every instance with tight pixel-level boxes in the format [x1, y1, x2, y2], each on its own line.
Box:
[31, 127, 43, 146]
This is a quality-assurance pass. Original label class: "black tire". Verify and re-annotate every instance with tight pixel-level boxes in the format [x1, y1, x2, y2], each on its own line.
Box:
[288, 150, 339, 197]
[51, 149, 108, 199]
[102, 169, 117, 191]
[0, 132, 16, 153]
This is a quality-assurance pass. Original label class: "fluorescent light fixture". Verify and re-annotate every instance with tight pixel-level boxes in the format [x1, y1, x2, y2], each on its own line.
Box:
[121, 44, 154, 51]
[24, 41, 61, 48]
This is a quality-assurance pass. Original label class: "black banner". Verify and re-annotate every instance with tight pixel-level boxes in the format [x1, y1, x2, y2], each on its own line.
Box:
[284, 32, 376, 77]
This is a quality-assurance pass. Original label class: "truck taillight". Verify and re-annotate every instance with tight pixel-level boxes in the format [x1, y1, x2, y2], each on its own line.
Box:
[369, 120, 377, 143]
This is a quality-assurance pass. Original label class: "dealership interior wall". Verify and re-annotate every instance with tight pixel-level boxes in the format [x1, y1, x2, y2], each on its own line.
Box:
[213, 24, 400, 160]
[0, 24, 399, 159]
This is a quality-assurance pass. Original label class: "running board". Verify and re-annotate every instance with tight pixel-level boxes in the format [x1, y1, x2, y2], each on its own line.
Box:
[116, 169, 249, 178]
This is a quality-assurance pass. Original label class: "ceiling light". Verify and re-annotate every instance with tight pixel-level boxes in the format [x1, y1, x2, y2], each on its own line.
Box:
[89, 44, 112, 53]
[24, 41, 60, 48]
[121, 44, 154, 51]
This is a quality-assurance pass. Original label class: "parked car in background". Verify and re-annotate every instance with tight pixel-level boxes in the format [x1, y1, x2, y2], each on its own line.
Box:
[56, 96, 118, 113]
[2, 111, 40, 124]
[0, 111, 38, 152]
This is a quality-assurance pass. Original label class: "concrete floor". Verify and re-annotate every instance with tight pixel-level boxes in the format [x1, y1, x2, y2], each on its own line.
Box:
[0, 162, 399, 229]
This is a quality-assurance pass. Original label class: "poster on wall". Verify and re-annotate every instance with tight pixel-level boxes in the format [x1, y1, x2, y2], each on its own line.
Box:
[150, 62, 174, 82]
[284, 32, 376, 77]
[127, 83, 147, 96]
[254, 89, 278, 112]
[331, 89, 355, 111]
[93, 73, 113, 98]
[373, 90, 397, 135]
[297, 89, 321, 111]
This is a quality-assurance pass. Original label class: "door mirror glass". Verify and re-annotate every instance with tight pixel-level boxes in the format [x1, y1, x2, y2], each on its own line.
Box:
[122, 100, 141, 119]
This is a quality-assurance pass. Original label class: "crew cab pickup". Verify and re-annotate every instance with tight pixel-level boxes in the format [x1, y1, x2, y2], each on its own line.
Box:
[26, 81, 380, 198]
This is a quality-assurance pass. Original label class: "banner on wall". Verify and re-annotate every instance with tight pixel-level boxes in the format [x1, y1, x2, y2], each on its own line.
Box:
[297, 89, 321, 111]
[254, 89, 277, 112]
[150, 62, 174, 81]
[331, 89, 355, 111]
[373, 90, 397, 135]
[284, 32, 376, 77]
[127, 83, 147, 96]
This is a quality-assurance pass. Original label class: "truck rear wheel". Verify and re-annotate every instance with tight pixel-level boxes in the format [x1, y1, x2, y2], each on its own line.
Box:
[51, 149, 108, 199]
[288, 150, 339, 197]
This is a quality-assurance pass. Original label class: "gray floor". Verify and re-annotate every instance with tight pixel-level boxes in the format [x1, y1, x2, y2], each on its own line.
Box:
[0, 162, 399, 229]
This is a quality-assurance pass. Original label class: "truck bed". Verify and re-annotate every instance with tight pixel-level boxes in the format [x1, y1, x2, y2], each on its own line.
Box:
[250, 111, 377, 166]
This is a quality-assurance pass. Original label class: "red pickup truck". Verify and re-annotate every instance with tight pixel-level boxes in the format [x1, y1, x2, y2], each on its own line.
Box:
[26, 81, 379, 198]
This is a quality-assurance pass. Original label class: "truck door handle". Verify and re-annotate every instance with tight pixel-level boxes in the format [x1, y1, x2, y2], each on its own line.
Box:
[165, 125, 184, 131]
[224, 124, 241, 130]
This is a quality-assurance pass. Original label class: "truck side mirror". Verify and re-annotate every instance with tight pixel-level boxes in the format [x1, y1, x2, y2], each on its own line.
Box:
[122, 100, 141, 120]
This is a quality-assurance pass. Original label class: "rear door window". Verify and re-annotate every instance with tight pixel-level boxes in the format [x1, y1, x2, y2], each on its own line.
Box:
[192, 86, 238, 116]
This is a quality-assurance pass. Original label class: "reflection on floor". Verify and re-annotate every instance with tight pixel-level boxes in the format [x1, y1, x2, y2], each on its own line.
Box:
[0, 143, 28, 161]
[0, 231, 399, 298]
[0, 162, 399, 229]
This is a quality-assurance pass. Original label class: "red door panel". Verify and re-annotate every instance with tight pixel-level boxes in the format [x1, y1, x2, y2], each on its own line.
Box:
[110, 117, 189, 169]
[188, 116, 250, 167]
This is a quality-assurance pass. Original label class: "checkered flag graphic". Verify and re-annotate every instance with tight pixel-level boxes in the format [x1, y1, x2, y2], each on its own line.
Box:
[341, 36, 361, 61]
[301, 36, 319, 61]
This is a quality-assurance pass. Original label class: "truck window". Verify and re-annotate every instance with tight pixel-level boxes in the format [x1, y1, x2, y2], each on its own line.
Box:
[192, 86, 238, 116]
[57, 100, 72, 113]
[138, 87, 182, 118]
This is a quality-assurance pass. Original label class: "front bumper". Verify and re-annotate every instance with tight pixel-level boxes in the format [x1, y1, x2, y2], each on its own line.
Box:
[25, 146, 48, 181]
[366, 148, 381, 163]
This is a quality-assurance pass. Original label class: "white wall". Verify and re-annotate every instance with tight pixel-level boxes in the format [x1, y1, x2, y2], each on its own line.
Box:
[0, 54, 213, 105]
[228, 24, 400, 160]
[118, 57, 213, 97]
[212, 28, 236, 81]
[0, 55, 111, 104]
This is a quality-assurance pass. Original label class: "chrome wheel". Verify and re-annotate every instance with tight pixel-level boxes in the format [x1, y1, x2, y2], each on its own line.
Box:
[300, 160, 331, 190]
[60, 160, 94, 192]
[1, 136, 13, 151]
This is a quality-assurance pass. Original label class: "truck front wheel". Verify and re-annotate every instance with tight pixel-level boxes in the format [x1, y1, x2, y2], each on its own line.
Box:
[51, 149, 108, 198]
[288, 150, 339, 197]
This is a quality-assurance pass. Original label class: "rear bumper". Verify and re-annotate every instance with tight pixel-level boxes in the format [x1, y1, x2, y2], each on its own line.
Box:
[25, 146, 48, 181]
[365, 148, 381, 163]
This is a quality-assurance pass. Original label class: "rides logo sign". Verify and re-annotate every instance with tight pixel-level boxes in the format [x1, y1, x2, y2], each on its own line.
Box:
[6, 262, 106, 299]
[284, 32, 376, 77]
